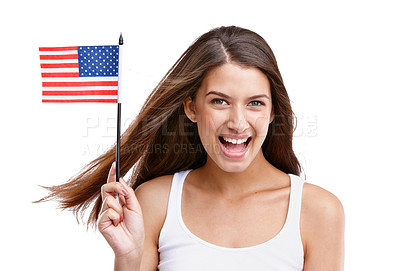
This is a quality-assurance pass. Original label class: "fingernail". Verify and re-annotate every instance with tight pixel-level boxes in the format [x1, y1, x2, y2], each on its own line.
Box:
[120, 214, 124, 222]
[121, 188, 129, 196]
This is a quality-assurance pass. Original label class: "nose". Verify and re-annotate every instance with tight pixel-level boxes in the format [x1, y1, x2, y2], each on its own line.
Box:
[227, 105, 249, 133]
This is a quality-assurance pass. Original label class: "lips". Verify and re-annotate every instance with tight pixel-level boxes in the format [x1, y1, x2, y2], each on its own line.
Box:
[218, 136, 252, 158]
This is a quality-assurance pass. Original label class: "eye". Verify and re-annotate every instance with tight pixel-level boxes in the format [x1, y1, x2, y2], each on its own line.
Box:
[211, 98, 228, 105]
[248, 100, 265, 106]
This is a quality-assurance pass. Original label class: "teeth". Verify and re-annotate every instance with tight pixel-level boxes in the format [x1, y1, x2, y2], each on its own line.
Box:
[223, 137, 248, 144]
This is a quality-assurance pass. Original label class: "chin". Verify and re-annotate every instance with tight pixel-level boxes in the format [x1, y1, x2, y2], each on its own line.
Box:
[212, 158, 253, 173]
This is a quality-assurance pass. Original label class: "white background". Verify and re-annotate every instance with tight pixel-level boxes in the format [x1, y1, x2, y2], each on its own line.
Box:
[1, 0, 399, 270]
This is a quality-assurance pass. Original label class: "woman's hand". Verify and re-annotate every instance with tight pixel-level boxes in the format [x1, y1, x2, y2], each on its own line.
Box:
[98, 162, 145, 264]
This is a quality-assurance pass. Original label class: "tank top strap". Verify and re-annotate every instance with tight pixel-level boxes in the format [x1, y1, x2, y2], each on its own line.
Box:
[285, 174, 305, 230]
[164, 170, 191, 223]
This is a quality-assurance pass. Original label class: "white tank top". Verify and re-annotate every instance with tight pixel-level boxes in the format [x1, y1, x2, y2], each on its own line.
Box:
[158, 170, 305, 271]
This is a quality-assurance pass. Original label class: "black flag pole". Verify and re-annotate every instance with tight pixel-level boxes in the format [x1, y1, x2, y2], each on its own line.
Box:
[116, 33, 123, 188]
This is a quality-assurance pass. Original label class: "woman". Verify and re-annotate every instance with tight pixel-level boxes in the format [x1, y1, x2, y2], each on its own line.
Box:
[41, 26, 344, 270]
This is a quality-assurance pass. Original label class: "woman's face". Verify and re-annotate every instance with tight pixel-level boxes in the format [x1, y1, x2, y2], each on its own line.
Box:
[184, 63, 274, 173]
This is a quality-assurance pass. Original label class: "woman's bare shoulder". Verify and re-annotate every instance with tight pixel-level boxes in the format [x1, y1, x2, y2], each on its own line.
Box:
[135, 175, 174, 194]
[301, 182, 345, 259]
[135, 175, 174, 211]
[301, 182, 344, 219]
[133, 176, 174, 268]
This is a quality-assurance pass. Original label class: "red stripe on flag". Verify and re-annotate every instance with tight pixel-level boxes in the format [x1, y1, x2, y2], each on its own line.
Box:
[42, 99, 118, 103]
[41, 73, 79, 77]
[41, 63, 79, 68]
[42, 81, 118, 87]
[42, 90, 118, 96]
[39, 46, 77, 51]
[40, 54, 78, 60]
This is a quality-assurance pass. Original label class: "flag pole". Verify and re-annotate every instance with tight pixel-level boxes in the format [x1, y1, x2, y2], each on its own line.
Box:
[116, 33, 123, 187]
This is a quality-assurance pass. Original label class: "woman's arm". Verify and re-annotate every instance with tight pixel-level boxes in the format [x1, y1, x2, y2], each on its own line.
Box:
[301, 183, 345, 271]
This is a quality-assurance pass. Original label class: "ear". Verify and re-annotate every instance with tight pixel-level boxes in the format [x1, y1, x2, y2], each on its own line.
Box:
[183, 97, 197, 123]
[269, 107, 274, 124]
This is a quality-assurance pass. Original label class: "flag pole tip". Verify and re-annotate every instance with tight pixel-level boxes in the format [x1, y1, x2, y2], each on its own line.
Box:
[119, 33, 124, 45]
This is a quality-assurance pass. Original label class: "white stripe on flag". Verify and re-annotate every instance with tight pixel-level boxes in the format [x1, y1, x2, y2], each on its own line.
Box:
[39, 50, 78, 55]
[41, 68, 79, 73]
[41, 77, 118, 82]
[40, 59, 79, 64]
[42, 95, 118, 100]
[42, 86, 118, 91]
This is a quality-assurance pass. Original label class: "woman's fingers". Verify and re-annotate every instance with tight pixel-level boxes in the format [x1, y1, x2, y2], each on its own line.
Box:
[99, 163, 142, 231]
[119, 178, 142, 214]
[101, 162, 129, 201]
[98, 207, 122, 229]
[101, 180, 127, 197]
[100, 178, 141, 218]
[100, 195, 124, 219]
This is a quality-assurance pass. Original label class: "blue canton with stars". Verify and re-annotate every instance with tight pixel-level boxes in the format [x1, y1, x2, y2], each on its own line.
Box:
[78, 46, 119, 77]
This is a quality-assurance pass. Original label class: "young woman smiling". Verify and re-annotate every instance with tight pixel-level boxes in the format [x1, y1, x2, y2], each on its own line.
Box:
[40, 26, 344, 270]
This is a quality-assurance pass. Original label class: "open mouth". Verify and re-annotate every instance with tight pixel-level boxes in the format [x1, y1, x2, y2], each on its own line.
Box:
[219, 136, 252, 153]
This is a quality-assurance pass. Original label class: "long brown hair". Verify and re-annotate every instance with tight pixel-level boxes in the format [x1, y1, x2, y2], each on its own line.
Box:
[37, 26, 301, 227]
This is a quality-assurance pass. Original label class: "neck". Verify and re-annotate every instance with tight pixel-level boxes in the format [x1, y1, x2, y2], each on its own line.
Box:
[194, 152, 285, 198]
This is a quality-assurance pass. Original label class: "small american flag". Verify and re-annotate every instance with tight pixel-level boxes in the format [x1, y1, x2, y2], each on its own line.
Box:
[39, 45, 119, 103]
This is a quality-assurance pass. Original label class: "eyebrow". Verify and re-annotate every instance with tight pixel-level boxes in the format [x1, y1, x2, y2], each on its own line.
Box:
[205, 91, 270, 100]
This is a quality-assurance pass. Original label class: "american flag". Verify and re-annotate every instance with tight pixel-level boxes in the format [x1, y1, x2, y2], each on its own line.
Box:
[39, 45, 119, 103]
